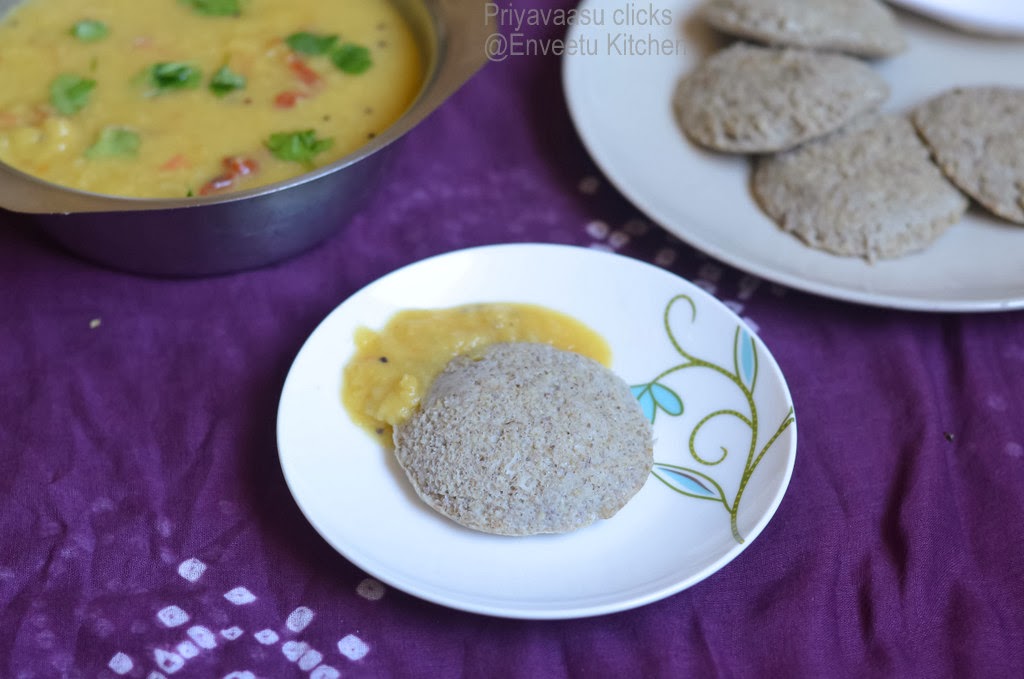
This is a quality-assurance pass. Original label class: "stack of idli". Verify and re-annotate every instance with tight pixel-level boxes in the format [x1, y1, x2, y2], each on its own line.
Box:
[676, 0, 1023, 261]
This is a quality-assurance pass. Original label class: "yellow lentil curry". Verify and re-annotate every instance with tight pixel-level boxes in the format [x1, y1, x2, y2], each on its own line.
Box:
[0, 0, 424, 198]
[342, 304, 612, 445]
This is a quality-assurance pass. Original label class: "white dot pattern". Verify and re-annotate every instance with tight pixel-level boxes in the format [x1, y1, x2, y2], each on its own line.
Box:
[607, 231, 630, 249]
[337, 634, 369, 661]
[737, 275, 761, 301]
[724, 300, 745, 316]
[286, 606, 314, 633]
[585, 220, 610, 240]
[187, 625, 217, 650]
[108, 652, 133, 675]
[694, 280, 717, 295]
[654, 248, 677, 267]
[254, 629, 279, 645]
[220, 626, 243, 641]
[299, 649, 324, 671]
[156, 605, 189, 628]
[282, 641, 309, 662]
[578, 176, 600, 195]
[698, 262, 723, 283]
[176, 640, 199, 659]
[224, 587, 256, 605]
[623, 218, 649, 236]
[177, 558, 207, 583]
[356, 578, 385, 601]
[154, 648, 184, 673]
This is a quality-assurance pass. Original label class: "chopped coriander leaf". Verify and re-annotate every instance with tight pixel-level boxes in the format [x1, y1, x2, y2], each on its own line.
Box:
[49, 74, 96, 115]
[331, 43, 372, 74]
[285, 32, 338, 55]
[70, 19, 108, 42]
[180, 0, 241, 16]
[209, 65, 246, 96]
[147, 62, 202, 92]
[264, 130, 333, 168]
[84, 127, 140, 159]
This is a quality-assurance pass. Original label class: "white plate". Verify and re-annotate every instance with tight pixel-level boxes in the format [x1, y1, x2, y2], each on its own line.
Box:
[277, 244, 797, 619]
[563, 0, 1024, 312]
[887, 0, 1024, 37]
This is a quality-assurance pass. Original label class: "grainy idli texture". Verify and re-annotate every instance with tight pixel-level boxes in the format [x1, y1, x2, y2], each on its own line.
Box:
[912, 87, 1024, 225]
[393, 343, 653, 536]
[701, 0, 906, 58]
[674, 43, 889, 153]
[753, 115, 968, 260]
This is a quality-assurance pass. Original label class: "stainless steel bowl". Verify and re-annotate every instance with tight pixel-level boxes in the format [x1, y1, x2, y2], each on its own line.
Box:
[0, 0, 490, 276]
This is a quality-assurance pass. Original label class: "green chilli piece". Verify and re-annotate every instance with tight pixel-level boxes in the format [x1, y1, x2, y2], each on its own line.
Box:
[84, 127, 140, 159]
[209, 66, 246, 97]
[286, 32, 338, 56]
[331, 43, 372, 74]
[70, 19, 109, 42]
[264, 130, 333, 169]
[147, 62, 203, 93]
[181, 0, 241, 17]
[49, 74, 96, 115]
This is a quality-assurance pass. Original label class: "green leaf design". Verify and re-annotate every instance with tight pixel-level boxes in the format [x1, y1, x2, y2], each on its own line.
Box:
[84, 127, 140, 159]
[650, 383, 683, 416]
[286, 32, 338, 56]
[733, 326, 758, 391]
[70, 19, 108, 42]
[638, 294, 796, 544]
[331, 43, 372, 74]
[50, 74, 96, 115]
[653, 464, 726, 504]
[631, 385, 656, 423]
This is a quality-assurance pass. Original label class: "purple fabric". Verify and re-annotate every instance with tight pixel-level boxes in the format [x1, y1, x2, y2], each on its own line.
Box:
[2, 3, 1024, 677]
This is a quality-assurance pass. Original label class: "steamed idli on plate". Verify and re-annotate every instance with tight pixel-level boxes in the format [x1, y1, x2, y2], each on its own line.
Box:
[393, 342, 654, 536]
[753, 114, 968, 260]
[912, 86, 1024, 225]
[701, 0, 906, 58]
[674, 43, 889, 153]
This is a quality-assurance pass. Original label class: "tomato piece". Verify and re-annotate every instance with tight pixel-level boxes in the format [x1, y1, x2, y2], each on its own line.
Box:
[274, 91, 302, 108]
[223, 156, 258, 177]
[199, 175, 235, 195]
[287, 54, 321, 86]
[160, 154, 188, 171]
[30, 105, 50, 126]
[199, 156, 260, 195]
